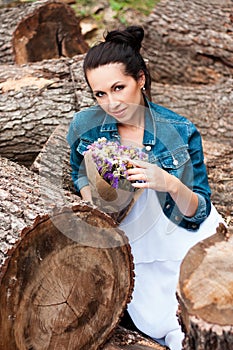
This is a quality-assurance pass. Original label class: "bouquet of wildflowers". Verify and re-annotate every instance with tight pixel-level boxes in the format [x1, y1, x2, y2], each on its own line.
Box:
[85, 137, 147, 191]
[84, 137, 147, 221]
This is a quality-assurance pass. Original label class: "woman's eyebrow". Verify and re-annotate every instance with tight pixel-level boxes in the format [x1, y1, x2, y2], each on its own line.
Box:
[92, 81, 124, 93]
[111, 81, 123, 89]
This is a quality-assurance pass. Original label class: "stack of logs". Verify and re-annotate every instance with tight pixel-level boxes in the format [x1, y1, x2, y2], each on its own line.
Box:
[0, 0, 232, 349]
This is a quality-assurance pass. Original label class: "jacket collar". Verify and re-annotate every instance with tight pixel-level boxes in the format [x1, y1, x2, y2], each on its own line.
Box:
[100, 96, 156, 145]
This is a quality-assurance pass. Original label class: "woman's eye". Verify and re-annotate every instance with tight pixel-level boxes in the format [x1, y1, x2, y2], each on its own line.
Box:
[95, 91, 105, 98]
[115, 85, 124, 91]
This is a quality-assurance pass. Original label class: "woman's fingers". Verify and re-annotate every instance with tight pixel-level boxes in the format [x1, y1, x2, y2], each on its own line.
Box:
[127, 159, 147, 169]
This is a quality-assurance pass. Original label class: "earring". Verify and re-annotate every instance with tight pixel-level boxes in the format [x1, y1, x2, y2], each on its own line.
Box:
[142, 86, 146, 91]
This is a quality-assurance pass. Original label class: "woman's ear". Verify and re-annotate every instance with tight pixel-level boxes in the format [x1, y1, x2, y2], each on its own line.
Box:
[138, 70, 146, 89]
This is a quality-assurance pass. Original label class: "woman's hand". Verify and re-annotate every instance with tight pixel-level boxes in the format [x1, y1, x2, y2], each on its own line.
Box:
[126, 159, 198, 217]
[126, 159, 173, 193]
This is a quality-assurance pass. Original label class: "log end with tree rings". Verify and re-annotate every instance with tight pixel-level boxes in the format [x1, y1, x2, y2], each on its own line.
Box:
[0, 204, 134, 350]
[12, 0, 89, 64]
[178, 223, 233, 350]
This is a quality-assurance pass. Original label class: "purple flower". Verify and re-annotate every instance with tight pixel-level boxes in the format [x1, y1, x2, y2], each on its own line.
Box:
[87, 137, 148, 190]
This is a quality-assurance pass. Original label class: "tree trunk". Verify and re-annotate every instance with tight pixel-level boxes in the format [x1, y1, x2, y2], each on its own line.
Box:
[30, 123, 74, 193]
[151, 81, 233, 144]
[103, 326, 167, 350]
[0, 55, 93, 166]
[143, 0, 233, 85]
[0, 146, 167, 350]
[178, 223, 233, 349]
[202, 140, 232, 224]
[0, 55, 232, 167]
[0, 154, 79, 266]
[0, 0, 88, 65]
[151, 82, 233, 224]
[0, 203, 134, 350]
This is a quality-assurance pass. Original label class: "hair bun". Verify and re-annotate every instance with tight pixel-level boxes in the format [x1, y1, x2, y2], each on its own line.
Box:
[105, 26, 144, 52]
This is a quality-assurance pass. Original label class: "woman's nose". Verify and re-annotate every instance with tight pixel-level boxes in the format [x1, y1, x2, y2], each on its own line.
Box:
[108, 95, 120, 110]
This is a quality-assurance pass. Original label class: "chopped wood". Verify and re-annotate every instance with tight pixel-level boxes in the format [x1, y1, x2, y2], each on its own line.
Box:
[0, 0, 88, 65]
[0, 154, 79, 267]
[0, 55, 93, 166]
[0, 55, 232, 168]
[143, 0, 233, 85]
[178, 223, 233, 349]
[0, 204, 134, 350]
[104, 326, 167, 349]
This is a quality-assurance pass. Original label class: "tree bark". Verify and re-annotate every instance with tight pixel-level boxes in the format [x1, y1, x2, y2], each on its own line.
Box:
[103, 326, 167, 350]
[30, 118, 233, 227]
[0, 55, 94, 166]
[151, 82, 233, 224]
[178, 223, 233, 349]
[0, 146, 167, 350]
[143, 0, 233, 85]
[0, 0, 88, 65]
[151, 81, 233, 144]
[0, 55, 232, 166]
[30, 123, 74, 193]
[0, 203, 134, 350]
[0, 154, 80, 266]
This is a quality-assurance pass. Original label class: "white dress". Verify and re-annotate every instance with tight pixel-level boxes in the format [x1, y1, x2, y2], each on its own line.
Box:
[119, 189, 225, 350]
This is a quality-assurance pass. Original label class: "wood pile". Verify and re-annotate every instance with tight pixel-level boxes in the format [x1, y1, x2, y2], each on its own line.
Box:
[0, 0, 232, 348]
[143, 0, 233, 85]
[0, 0, 88, 65]
[178, 223, 233, 350]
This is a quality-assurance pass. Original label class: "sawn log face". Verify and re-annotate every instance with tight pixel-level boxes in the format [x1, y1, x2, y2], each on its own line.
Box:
[178, 224, 233, 350]
[0, 205, 134, 350]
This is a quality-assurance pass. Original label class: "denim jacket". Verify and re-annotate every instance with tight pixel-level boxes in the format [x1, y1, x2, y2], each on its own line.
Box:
[67, 100, 211, 231]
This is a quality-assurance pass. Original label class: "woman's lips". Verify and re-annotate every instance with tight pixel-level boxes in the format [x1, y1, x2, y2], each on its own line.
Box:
[110, 108, 127, 118]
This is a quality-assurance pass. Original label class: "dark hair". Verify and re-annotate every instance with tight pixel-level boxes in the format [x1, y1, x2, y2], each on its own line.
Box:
[83, 26, 151, 98]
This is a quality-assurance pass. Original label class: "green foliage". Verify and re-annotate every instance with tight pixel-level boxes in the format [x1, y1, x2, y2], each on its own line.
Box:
[72, 0, 159, 23]
[110, 0, 158, 16]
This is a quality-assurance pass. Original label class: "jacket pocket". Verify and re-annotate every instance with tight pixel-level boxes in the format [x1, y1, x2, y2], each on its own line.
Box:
[76, 138, 93, 155]
[158, 146, 190, 176]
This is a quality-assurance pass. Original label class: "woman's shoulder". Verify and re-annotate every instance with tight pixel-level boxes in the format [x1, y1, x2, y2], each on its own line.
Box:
[72, 104, 104, 122]
[67, 105, 105, 145]
[148, 101, 193, 125]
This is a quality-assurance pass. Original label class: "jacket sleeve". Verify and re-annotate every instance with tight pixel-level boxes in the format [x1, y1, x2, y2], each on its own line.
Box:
[184, 122, 211, 225]
[66, 118, 89, 194]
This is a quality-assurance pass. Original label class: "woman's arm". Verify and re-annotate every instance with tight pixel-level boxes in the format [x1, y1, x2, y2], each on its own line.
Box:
[163, 173, 198, 217]
[127, 122, 211, 223]
[80, 185, 92, 203]
[67, 118, 90, 197]
[126, 162, 199, 217]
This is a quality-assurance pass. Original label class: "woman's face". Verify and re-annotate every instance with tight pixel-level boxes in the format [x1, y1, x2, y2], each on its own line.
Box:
[86, 63, 145, 124]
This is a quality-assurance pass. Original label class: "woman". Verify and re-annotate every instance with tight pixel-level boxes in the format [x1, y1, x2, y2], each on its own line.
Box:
[67, 26, 224, 350]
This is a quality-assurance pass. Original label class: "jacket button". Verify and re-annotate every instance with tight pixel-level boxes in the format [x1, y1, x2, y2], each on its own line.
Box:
[192, 224, 198, 229]
[145, 145, 151, 151]
[166, 204, 171, 209]
[173, 159, 179, 166]
[175, 216, 180, 221]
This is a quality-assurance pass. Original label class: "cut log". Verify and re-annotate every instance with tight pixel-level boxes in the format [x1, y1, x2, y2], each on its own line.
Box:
[29, 108, 232, 226]
[150, 80, 233, 143]
[0, 55, 232, 166]
[202, 140, 233, 225]
[0, 204, 134, 350]
[0, 154, 80, 267]
[0, 0, 88, 65]
[104, 326, 167, 350]
[178, 223, 233, 349]
[0, 55, 94, 166]
[0, 155, 165, 349]
[30, 123, 74, 192]
[143, 0, 233, 85]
